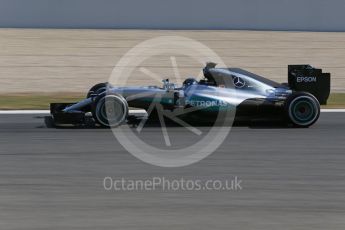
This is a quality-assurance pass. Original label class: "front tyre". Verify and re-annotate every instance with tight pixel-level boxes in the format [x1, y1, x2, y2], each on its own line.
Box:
[285, 92, 320, 128]
[87, 82, 108, 98]
[92, 94, 128, 127]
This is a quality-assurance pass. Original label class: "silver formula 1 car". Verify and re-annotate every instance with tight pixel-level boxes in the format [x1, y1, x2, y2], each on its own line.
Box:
[50, 63, 330, 128]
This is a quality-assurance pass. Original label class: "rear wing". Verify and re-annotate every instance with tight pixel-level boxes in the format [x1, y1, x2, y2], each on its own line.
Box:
[288, 65, 330, 105]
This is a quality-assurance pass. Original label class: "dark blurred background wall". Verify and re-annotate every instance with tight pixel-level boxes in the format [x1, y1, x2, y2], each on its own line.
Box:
[0, 0, 343, 31]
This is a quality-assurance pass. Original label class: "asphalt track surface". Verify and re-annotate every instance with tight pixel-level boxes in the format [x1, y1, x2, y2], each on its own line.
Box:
[0, 113, 344, 230]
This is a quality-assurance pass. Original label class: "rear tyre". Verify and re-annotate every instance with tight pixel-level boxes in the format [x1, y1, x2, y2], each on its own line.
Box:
[92, 94, 128, 127]
[285, 92, 320, 128]
[87, 82, 108, 98]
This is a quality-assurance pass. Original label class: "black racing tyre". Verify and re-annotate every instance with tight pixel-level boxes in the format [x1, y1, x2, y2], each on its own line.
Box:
[87, 82, 108, 98]
[92, 94, 128, 127]
[285, 92, 320, 128]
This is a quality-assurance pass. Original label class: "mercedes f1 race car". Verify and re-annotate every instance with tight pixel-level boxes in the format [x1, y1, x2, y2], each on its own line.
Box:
[50, 63, 330, 128]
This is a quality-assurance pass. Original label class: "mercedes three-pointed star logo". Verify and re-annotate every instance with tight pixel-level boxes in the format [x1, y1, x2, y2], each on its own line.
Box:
[233, 76, 246, 88]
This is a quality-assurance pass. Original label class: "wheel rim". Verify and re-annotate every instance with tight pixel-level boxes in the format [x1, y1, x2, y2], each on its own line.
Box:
[289, 96, 319, 126]
[293, 100, 314, 121]
[96, 95, 128, 127]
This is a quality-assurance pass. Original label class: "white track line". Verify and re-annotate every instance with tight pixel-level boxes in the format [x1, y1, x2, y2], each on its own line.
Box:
[0, 110, 50, 114]
[0, 109, 344, 114]
[321, 109, 345, 113]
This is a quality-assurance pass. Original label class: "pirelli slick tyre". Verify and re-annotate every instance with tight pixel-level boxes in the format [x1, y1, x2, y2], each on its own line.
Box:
[285, 92, 320, 128]
[87, 82, 108, 98]
[92, 94, 128, 127]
